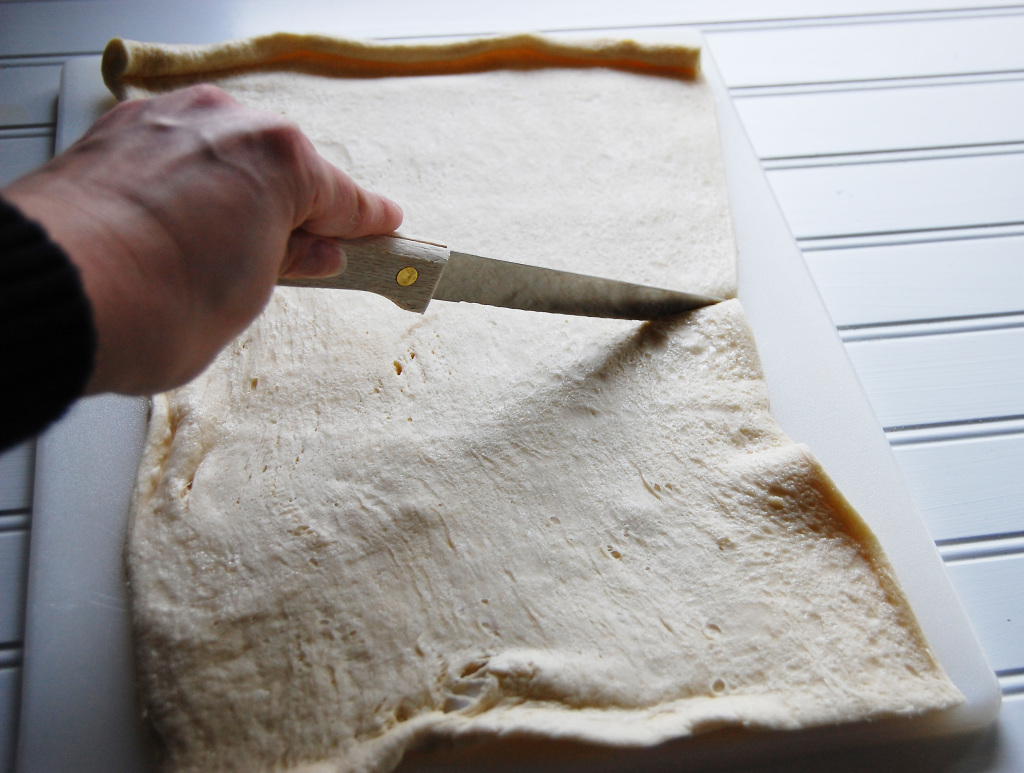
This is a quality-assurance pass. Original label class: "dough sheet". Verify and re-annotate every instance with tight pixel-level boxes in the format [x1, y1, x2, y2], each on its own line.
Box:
[107, 34, 962, 773]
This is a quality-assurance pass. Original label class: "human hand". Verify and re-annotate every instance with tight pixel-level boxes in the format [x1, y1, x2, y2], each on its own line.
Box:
[3, 84, 403, 395]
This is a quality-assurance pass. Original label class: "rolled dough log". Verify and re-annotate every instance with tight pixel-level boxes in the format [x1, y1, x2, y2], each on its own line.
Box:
[107, 34, 961, 773]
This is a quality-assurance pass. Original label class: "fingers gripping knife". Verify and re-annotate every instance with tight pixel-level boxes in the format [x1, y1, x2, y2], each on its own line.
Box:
[278, 235, 722, 320]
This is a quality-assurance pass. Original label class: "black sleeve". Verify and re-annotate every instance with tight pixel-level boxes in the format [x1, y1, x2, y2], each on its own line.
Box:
[0, 196, 97, 450]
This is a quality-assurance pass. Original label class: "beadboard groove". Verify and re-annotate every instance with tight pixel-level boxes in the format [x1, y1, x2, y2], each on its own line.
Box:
[888, 417, 1024, 445]
[839, 315, 1024, 343]
[940, 535, 1024, 562]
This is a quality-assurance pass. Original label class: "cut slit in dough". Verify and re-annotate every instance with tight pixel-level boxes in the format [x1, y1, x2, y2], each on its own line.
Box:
[107, 33, 962, 773]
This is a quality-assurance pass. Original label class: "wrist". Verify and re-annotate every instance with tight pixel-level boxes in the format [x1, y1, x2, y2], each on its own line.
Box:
[5, 175, 171, 394]
[0, 193, 96, 443]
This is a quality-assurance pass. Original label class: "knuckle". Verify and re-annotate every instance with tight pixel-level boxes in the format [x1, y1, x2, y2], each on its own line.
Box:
[93, 97, 144, 129]
[260, 118, 306, 162]
[107, 97, 143, 118]
[183, 83, 232, 108]
[255, 121, 316, 200]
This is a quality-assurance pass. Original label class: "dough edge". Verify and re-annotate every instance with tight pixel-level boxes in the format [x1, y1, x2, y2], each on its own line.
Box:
[101, 32, 701, 101]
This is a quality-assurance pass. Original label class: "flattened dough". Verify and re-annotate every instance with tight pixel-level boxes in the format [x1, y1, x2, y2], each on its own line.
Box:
[110, 34, 962, 773]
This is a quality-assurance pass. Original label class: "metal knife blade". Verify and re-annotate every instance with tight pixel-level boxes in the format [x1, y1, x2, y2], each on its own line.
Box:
[278, 234, 722, 319]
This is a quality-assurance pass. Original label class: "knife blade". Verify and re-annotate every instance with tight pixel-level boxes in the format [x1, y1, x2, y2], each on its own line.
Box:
[278, 234, 722, 319]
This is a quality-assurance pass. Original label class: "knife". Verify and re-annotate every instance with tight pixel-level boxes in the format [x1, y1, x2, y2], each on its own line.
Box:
[278, 235, 722, 319]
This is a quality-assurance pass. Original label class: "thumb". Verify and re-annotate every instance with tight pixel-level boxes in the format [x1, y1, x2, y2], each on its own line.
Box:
[280, 231, 347, 278]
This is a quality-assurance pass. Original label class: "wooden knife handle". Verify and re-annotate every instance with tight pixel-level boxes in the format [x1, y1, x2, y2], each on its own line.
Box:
[277, 235, 450, 313]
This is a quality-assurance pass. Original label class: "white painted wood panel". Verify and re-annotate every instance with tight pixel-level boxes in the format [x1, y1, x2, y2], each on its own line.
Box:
[804, 236, 1024, 327]
[0, 667, 19, 773]
[0, 133, 52, 187]
[734, 79, 1024, 160]
[945, 553, 1024, 674]
[0, 64, 60, 128]
[0, 531, 28, 645]
[707, 12, 1024, 88]
[893, 433, 1024, 543]
[844, 326, 1024, 429]
[766, 153, 1024, 240]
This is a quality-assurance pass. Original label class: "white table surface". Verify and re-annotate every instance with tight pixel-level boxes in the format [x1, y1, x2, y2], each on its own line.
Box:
[2, 2, 1023, 771]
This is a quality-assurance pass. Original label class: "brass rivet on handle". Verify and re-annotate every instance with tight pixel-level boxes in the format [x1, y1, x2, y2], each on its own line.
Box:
[396, 266, 419, 287]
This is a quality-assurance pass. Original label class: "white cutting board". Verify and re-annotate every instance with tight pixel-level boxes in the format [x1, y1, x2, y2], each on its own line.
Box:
[16, 52, 1000, 773]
